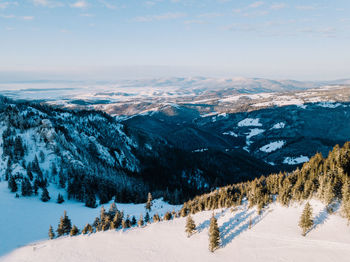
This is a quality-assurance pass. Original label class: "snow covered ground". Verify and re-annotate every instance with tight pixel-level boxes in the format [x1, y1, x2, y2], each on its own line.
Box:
[2, 199, 350, 262]
[260, 140, 285, 153]
[0, 182, 180, 257]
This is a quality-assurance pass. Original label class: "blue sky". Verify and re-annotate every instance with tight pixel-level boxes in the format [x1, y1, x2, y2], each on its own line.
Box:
[0, 0, 350, 80]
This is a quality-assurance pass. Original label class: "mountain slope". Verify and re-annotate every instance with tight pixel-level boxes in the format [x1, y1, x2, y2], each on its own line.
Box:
[2, 200, 350, 262]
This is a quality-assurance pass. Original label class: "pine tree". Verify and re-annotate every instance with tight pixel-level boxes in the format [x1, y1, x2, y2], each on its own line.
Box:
[145, 192, 153, 211]
[21, 178, 32, 196]
[209, 214, 220, 252]
[299, 202, 314, 236]
[8, 175, 17, 193]
[145, 212, 150, 224]
[57, 211, 72, 236]
[70, 225, 79, 236]
[48, 225, 55, 239]
[153, 213, 160, 222]
[111, 210, 123, 229]
[57, 193, 64, 204]
[41, 187, 50, 202]
[138, 215, 144, 227]
[164, 211, 172, 221]
[108, 202, 117, 217]
[131, 216, 137, 226]
[85, 192, 97, 208]
[82, 223, 93, 234]
[185, 215, 196, 237]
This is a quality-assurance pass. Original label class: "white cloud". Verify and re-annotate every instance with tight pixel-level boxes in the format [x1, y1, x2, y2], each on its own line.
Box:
[32, 0, 63, 7]
[133, 12, 185, 22]
[270, 3, 287, 10]
[295, 5, 316, 10]
[249, 1, 264, 8]
[80, 13, 94, 17]
[98, 0, 118, 9]
[70, 0, 88, 8]
[22, 16, 34, 20]
[0, 1, 18, 9]
[0, 14, 15, 18]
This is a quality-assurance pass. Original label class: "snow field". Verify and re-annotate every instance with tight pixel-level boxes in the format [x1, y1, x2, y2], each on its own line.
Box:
[2, 199, 350, 262]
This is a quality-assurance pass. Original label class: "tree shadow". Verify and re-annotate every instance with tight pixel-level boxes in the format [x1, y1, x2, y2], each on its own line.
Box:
[196, 209, 227, 233]
[220, 208, 269, 248]
[311, 202, 340, 232]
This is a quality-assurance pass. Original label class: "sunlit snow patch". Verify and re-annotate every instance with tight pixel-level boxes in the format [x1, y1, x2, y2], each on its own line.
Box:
[223, 131, 238, 137]
[283, 155, 309, 165]
[271, 122, 285, 129]
[238, 118, 262, 127]
[260, 140, 285, 153]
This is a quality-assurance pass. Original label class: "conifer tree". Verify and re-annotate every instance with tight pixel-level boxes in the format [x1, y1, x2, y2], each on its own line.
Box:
[111, 210, 123, 229]
[82, 224, 93, 234]
[57, 193, 64, 204]
[145, 212, 150, 224]
[41, 187, 50, 202]
[209, 214, 220, 252]
[299, 202, 314, 236]
[48, 225, 55, 239]
[85, 192, 97, 208]
[70, 225, 79, 236]
[57, 211, 72, 236]
[21, 178, 32, 196]
[8, 175, 17, 192]
[109, 202, 117, 217]
[164, 211, 172, 221]
[341, 179, 350, 223]
[153, 213, 160, 222]
[145, 192, 153, 211]
[185, 215, 196, 237]
[138, 215, 144, 227]
[131, 216, 137, 226]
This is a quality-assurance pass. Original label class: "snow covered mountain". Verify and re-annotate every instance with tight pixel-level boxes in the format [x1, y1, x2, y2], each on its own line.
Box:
[2, 199, 350, 262]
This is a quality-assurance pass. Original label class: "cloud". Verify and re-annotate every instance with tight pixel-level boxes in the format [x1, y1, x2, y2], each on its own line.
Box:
[270, 3, 287, 10]
[22, 16, 35, 20]
[249, 1, 264, 8]
[133, 12, 185, 22]
[184, 19, 205, 25]
[32, 0, 63, 7]
[295, 5, 316, 10]
[70, 0, 88, 8]
[98, 0, 119, 9]
[0, 1, 18, 9]
[0, 14, 15, 18]
[80, 13, 94, 17]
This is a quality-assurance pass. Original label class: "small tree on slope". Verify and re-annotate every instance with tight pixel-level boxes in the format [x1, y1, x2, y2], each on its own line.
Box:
[145, 192, 153, 211]
[209, 214, 220, 252]
[57, 211, 72, 236]
[299, 202, 314, 236]
[185, 215, 196, 237]
[70, 225, 79, 236]
[48, 225, 55, 239]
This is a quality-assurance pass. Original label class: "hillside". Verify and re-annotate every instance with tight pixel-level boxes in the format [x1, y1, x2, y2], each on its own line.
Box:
[2, 142, 350, 261]
[2, 200, 350, 262]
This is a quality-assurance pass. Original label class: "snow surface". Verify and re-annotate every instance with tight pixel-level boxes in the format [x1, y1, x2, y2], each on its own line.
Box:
[238, 118, 262, 127]
[271, 122, 285, 129]
[259, 140, 285, 153]
[222, 131, 238, 137]
[0, 182, 180, 257]
[3, 199, 350, 262]
[283, 155, 310, 165]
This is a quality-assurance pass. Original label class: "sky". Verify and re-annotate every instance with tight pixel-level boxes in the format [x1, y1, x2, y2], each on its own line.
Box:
[0, 0, 350, 81]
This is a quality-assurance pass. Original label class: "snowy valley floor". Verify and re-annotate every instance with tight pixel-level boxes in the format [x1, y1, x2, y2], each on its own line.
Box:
[2, 190, 350, 262]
